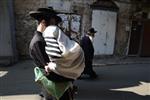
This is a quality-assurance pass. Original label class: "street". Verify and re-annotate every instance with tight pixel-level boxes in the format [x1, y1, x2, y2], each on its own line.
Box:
[0, 60, 150, 100]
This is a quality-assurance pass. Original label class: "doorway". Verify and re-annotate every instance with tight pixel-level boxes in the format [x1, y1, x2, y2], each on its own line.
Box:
[0, 0, 17, 65]
[128, 20, 142, 56]
[92, 10, 117, 55]
[128, 20, 150, 57]
[140, 20, 150, 56]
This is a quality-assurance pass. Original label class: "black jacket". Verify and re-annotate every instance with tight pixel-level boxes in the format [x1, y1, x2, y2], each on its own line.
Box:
[80, 35, 94, 60]
[29, 31, 73, 82]
[29, 31, 49, 68]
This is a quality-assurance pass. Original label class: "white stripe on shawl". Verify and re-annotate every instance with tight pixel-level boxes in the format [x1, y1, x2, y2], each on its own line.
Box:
[45, 38, 57, 42]
[46, 51, 62, 57]
[46, 42, 59, 47]
[45, 47, 61, 52]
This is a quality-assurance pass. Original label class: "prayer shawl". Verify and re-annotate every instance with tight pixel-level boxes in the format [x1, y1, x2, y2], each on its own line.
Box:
[43, 26, 85, 80]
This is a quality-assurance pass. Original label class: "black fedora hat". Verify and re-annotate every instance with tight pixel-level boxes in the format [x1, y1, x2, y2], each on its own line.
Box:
[29, 7, 59, 20]
[88, 28, 97, 33]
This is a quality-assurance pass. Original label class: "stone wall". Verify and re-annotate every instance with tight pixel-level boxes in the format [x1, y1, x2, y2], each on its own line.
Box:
[14, 0, 133, 57]
[14, 0, 95, 57]
[14, 0, 46, 57]
[46, 0, 95, 35]
[114, 2, 133, 56]
[71, 0, 94, 34]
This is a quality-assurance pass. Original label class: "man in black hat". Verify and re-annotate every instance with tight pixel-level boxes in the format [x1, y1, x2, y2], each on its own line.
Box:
[80, 28, 98, 79]
[29, 7, 70, 80]
[29, 7, 73, 100]
[29, 7, 85, 100]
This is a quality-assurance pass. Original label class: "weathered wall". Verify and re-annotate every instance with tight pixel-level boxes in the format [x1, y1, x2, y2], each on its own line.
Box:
[14, 0, 133, 57]
[71, 0, 96, 34]
[14, 0, 46, 57]
[114, 2, 133, 56]
[46, 0, 95, 35]
[14, 0, 96, 57]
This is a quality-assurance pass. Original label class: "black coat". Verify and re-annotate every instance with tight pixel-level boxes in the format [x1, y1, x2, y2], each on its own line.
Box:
[29, 31, 50, 68]
[80, 35, 94, 61]
[29, 31, 73, 82]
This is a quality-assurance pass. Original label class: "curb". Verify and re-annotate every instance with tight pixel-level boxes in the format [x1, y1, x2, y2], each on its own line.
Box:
[93, 62, 150, 67]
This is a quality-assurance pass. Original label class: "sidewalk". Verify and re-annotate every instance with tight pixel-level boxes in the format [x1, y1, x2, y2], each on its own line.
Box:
[93, 57, 150, 66]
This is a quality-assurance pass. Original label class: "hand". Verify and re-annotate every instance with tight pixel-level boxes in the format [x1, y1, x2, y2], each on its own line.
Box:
[44, 65, 51, 74]
[37, 20, 46, 33]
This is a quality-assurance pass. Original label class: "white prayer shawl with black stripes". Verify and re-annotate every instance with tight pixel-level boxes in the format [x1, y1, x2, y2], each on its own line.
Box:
[43, 26, 85, 80]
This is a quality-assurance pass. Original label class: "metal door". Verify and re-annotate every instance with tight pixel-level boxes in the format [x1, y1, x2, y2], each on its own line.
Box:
[92, 10, 117, 55]
[0, 0, 17, 65]
[128, 21, 142, 56]
[141, 20, 150, 56]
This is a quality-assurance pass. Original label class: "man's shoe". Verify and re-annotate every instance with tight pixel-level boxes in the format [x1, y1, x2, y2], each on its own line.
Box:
[89, 73, 98, 79]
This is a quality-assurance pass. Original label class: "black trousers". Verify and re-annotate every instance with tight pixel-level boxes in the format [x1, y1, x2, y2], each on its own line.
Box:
[41, 72, 74, 100]
[46, 72, 74, 82]
[42, 85, 73, 100]
[83, 58, 96, 75]
[60, 87, 73, 100]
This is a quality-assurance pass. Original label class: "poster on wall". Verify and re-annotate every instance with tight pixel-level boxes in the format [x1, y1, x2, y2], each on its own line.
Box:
[58, 14, 81, 33]
[47, 0, 81, 40]
[58, 14, 81, 41]
[71, 15, 81, 33]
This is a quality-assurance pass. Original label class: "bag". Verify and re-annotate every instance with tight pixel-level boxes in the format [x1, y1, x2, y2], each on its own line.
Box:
[34, 67, 71, 100]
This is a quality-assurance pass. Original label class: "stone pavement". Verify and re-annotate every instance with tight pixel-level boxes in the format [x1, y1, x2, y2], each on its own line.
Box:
[0, 57, 150, 100]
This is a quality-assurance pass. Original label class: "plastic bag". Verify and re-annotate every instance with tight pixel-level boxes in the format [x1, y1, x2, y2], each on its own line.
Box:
[34, 67, 71, 100]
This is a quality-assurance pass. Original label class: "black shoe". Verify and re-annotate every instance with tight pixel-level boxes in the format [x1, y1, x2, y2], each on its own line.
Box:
[89, 73, 98, 79]
[73, 85, 78, 94]
[39, 92, 44, 98]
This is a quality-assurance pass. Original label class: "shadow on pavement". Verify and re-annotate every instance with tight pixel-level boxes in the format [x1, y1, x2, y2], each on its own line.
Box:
[75, 64, 150, 100]
[0, 60, 40, 96]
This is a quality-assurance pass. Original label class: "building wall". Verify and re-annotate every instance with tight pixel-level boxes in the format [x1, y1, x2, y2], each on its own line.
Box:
[114, 2, 133, 56]
[14, 0, 47, 57]
[14, 0, 133, 57]
[14, 0, 96, 57]
[0, 0, 17, 65]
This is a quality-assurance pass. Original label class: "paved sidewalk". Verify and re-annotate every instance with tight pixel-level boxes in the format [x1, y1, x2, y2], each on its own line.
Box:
[93, 57, 150, 66]
[1, 95, 41, 100]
